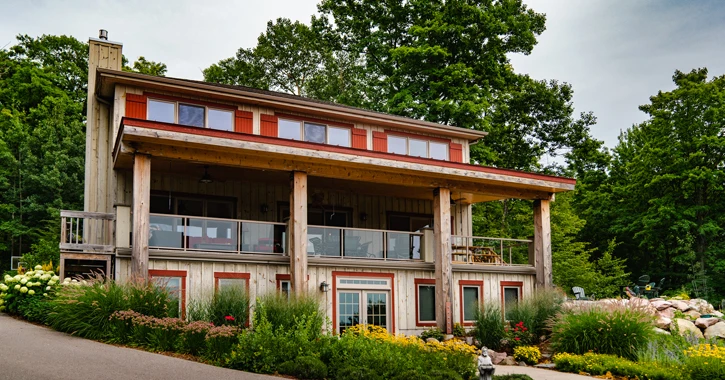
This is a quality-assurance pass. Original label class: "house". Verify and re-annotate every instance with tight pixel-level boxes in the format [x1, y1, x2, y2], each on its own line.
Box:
[59, 31, 574, 335]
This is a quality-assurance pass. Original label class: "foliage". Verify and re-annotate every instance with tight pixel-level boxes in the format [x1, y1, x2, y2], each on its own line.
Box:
[513, 346, 541, 365]
[253, 293, 323, 333]
[278, 355, 328, 380]
[472, 305, 506, 351]
[505, 287, 565, 340]
[684, 344, 725, 380]
[16, 294, 54, 323]
[421, 327, 445, 341]
[0, 265, 60, 313]
[186, 284, 249, 328]
[47, 277, 176, 340]
[553, 352, 684, 380]
[122, 56, 167, 76]
[492, 376, 534, 380]
[204, 325, 240, 362]
[452, 323, 466, 338]
[505, 321, 534, 349]
[179, 321, 210, 356]
[637, 330, 697, 367]
[550, 301, 654, 361]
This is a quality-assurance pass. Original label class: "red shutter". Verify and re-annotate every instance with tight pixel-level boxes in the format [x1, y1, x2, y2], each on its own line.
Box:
[235, 110, 253, 134]
[372, 131, 387, 152]
[449, 143, 463, 163]
[126, 94, 147, 119]
[351, 128, 367, 149]
[260, 114, 278, 137]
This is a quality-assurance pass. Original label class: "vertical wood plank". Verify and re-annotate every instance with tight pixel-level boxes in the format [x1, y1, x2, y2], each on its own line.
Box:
[433, 187, 452, 333]
[533, 200, 553, 287]
[290, 171, 308, 293]
[132, 154, 151, 281]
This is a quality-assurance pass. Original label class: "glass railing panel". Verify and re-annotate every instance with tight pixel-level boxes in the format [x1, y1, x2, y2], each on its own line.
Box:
[242, 222, 282, 254]
[343, 229, 384, 259]
[387, 232, 414, 260]
[149, 215, 184, 249]
[186, 217, 238, 252]
[308, 226, 342, 257]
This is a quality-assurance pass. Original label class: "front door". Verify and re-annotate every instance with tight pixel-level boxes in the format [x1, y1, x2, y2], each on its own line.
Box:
[337, 290, 390, 334]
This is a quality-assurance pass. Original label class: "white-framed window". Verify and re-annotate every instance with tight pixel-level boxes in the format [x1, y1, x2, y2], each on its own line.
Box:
[415, 279, 436, 326]
[280, 280, 291, 298]
[10, 256, 22, 270]
[277, 118, 351, 147]
[387, 135, 449, 160]
[147, 98, 234, 131]
[336, 275, 392, 334]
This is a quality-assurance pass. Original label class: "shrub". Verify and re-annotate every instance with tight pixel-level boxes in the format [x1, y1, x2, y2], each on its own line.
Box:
[506, 321, 535, 348]
[550, 300, 653, 361]
[553, 352, 684, 380]
[513, 346, 541, 365]
[146, 317, 186, 352]
[205, 325, 240, 362]
[493, 376, 534, 380]
[684, 344, 725, 380]
[336, 365, 382, 380]
[0, 266, 61, 314]
[452, 323, 466, 337]
[187, 285, 250, 328]
[180, 321, 210, 356]
[253, 293, 322, 333]
[16, 296, 54, 324]
[421, 327, 445, 341]
[472, 305, 505, 350]
[506, 287, 564, 339]
[278, 355, 328, 379]
[638, 331, 697, 367]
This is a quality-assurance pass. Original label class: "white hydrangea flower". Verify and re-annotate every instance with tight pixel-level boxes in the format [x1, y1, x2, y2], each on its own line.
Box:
[20, 278, 28, 285]
[20, 287, 28, 293]
[0, 299, 4, 305]
[48, 280, 56, 286]
[34, 265, 42, 270]
[4, 275, 12, 282]
[33, 273, 42, 279]
[13, 275, 22, 282]
[51, 276, 59, 282]
[14, 285, 21, 290]
[0, 284, 8, 291]
[28, 290, 35, 296]
[40, 274, 51, 281]
[46, 286, 51, 291]
[43, 293, 48, 297]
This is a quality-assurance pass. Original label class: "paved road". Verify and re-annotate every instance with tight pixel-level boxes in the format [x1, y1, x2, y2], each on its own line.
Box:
[0, 313, 274, 380]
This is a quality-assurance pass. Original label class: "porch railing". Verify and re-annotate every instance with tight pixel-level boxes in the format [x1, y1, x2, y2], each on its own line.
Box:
[149, 214, 287, 254]
[451, 235, 532, 266]
[308, 225, 423, 260]
[60, 210, 115, 252]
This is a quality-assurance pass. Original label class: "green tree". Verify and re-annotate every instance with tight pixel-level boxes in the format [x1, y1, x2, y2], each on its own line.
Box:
[123, 56, 167, 76]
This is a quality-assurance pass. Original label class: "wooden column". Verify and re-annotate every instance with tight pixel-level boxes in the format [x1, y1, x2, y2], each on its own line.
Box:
[533, 199, 553, 287]
[433, 187, 453, 333]
[131, 154, 151, 282]
[289, 171, 308, 293]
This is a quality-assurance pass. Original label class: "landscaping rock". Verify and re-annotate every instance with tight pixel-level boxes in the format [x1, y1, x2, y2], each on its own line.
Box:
[689, 299, 715, 314]
[655, 316, 672, 330]
[649, 298, 665, 302]
[695, 317, 720, 330]
[425, 338, 439, 344]
[684, 309, 701, 320]
[501, 356, 516, 366]
[518, 361, 527, 366]
[713, 311, 724, 318]
[535, 363, 557, 369]
[653, 327, 671, 335]
[671, 300, 692, 312]
[675, 318, 704, 339]
[657, 308, 675, 319]
[651, 300, 673, 311]
[443, 334, 455, 341]
[704, 322, 725, 340]
[488, 350, 507, 365]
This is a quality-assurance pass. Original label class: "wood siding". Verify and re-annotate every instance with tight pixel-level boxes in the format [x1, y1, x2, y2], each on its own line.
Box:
[352, 128, 367, 150]
[372, 131, 388, 153]
[235, 110, 253, 134]
[260, 114, 278, 137]
[125, 94, 147, 119]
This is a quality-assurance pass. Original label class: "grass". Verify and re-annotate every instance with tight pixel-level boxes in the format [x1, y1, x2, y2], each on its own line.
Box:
[253, 292, 323, 333]
[472, 305, 506, 350]
[187, 284, 250, 327]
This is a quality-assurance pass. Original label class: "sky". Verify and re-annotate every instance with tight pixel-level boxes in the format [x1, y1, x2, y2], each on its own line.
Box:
[2, 0, 725, 148]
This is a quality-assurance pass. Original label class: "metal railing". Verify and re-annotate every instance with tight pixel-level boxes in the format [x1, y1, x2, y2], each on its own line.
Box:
[149, 214, 287, 254]
[60, 210, 115, 252]
[308, 225, 423, 260]
[451, 235, 532, 266]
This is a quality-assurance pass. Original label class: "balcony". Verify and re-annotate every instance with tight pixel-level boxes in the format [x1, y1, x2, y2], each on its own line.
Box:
[451, 235, 532, 266]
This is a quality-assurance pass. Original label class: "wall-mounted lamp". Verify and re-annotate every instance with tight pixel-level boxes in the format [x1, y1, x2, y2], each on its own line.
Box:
[260, 204, 269, 214]
[359, 212, 368, 222]
[319, 281, 330, 293]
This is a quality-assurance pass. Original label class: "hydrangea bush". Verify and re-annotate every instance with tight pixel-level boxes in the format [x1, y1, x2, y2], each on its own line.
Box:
[0, 265, 60, 313]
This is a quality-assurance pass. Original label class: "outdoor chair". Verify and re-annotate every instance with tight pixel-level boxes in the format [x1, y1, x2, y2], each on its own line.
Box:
[572, 286, 592, 301]
[643, 282, 657, 298]
[637, 275, 650, 287]
[652, 278, 665, 297]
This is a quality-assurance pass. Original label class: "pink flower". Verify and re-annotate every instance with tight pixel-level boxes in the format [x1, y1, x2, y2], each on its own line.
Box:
[225, 315, 235, 321]
[514, 337, 521, 341]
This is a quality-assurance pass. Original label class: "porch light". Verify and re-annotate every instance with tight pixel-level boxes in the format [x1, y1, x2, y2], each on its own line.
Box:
[319, 281, 330, 293]
[260, 204, 269, 214]
[199, 166, 213, 184]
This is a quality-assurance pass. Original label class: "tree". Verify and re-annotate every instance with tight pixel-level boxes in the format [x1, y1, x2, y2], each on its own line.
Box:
[123, 56, 167, 76]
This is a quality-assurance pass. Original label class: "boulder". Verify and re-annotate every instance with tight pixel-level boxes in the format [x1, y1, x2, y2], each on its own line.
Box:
[488, 350, 507, 365]
[651, 300, 673, 311]
[670, 300, 692, 312]
[689, 299, 715, 314]
[518, 361, 528, 367]
[655, 316, 672, 330]
[653, 327, 671, 335]
[629, 297, 658, 315]
[695, 317, 720, 330]
[675, 318, 704, 339]
[713, 311, 724, 318]
[704, 322, 725, 340]
[501, 356, 517, 366]
[425, 338, 440, 344]
[649, 298, 665, 302]
[657, 308, 675, 319]
[684, 309, 702, 320]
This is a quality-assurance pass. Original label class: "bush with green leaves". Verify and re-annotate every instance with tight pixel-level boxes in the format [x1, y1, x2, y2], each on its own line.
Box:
[0, 265, 60, 314]
[187, 284, 250, 328]
[550, 300, 654, 361]
[553, 352, 683, 380]
[637, 330, 698, 367]
[505, 287, 565, 339]
[492, 376, 534, 380]
[278, 355, 328, 379]
[421, 327, 445, 341]
[472, 305, 506, 350]
[253, 293, 323, 333]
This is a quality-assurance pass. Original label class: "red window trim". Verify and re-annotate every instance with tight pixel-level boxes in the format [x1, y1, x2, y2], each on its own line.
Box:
[143, 92, 238, 111]
[500, 281, 524, 318]
[148, 269, 187, 319]
[332, 271, 396, 334]
[414, 278, 436, 327]
[385, 129, 451, 144]
[276, 113, 354, 129]
[459, 280, 483, 326]
[213, 272, 251, 291]
[276, 274, 291, 291]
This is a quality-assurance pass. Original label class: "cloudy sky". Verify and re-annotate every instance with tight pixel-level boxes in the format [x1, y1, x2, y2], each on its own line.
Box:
[2, 0, 724, 148]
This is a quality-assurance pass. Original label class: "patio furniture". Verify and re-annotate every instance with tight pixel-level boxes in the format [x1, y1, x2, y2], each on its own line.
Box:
[572, 286, 592, 300]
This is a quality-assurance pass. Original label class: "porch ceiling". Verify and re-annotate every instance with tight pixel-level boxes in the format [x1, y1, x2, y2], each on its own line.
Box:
[115, 119, 575, 202]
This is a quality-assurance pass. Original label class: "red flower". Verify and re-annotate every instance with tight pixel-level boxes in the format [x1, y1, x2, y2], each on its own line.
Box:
[225, 315, 235, 321]
[514, 337, 520, 341]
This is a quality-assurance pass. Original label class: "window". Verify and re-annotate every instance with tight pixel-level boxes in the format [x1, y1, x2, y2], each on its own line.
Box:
[146, 98, 234, 131]
[277, 118, 351, 147]
[500, 281, 523, 320]
[386, 135, 449, 160]
[149, 270, 186, 318]
[214, 272, 250, 292]
[10, 256, 22, 270]
[276, 274, 292, 299]
[460, 280, 483, 324]
[415, 279, 436, 326]
[334, 272, 394, 334]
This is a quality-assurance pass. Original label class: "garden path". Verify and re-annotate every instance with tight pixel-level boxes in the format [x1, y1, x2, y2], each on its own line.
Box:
[497, 364, 597, 379]
[0, 313, 275, 380]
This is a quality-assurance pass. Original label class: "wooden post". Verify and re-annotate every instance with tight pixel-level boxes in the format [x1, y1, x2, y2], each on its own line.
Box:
[289, 171, 308, 293]
[433, 187, 453, 333]
[131, 154, 151, 282]
[533, 199, 552, 287]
